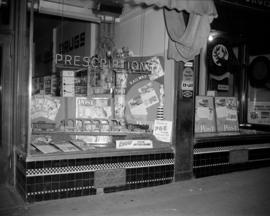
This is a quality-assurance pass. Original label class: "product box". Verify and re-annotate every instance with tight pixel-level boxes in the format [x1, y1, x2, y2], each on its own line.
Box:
[195, 96, 216, 133]
[215, 97, 239, 132]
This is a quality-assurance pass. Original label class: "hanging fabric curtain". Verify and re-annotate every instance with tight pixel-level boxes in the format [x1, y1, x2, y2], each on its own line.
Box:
[131, 0, 218, 62]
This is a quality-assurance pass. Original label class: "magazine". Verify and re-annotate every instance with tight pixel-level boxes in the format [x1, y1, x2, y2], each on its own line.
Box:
[51, 141, 80, 152]
[69, 139, 95, 151]
[32, 142, 60, 154]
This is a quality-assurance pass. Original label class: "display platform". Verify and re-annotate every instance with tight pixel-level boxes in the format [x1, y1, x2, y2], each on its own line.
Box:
[16, 146, 174, 202]
[193, 129, 270, 177]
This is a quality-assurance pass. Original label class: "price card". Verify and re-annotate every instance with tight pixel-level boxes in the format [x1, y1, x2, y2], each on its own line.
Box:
[153, 120, 172, 143]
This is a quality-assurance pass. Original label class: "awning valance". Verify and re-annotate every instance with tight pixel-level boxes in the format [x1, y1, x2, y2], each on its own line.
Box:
[132, 0, 218, 17]
[131, 0, 218, 62]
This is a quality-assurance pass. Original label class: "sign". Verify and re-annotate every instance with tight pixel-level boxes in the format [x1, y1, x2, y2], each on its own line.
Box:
[124, 56, 165, 74]
[53, 22, 92, 72]
[153, 120, 173, 143]
[181, 67, 194, 98]
[76, 97, 112, 119]
[116, 140, 153, 149]
[248, 101, 270, 125]
[215, 97, 239, 132]
[195, 96, 216, 133]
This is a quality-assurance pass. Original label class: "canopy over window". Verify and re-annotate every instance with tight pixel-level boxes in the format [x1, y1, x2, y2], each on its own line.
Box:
[132, 0, 217, 16]
[132, 0, 218, 62]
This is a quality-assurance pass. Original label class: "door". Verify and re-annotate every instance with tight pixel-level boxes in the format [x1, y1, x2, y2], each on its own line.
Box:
[0, 35, 13, 185]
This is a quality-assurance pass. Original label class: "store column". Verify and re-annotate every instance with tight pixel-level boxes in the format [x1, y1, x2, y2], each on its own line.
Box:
[174, 61, 195, 180]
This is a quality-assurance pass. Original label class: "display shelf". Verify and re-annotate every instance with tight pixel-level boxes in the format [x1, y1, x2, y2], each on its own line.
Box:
[26, 144, 173, 162]
[194, 129, 270, 147]
[31, 130, 147, 136]
[193, 129, 270, 178]
[16, 145, 175, 202]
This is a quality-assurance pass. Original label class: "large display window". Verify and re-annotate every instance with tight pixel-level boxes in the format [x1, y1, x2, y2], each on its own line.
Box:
[27, 7, 174, 157]
[247, 55, 270, 127]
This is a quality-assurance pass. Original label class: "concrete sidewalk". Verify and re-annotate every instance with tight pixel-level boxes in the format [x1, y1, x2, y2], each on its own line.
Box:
[1, 167, 270, 216]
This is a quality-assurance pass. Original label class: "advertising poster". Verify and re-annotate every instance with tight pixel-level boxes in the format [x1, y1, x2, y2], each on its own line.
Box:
[248, 100, 270, 125]
[124, 56, 165, 126]
[31, 95, 61, 121]
[76, 97, 112, 119]
[195, 96, 216, 133]
[153, 120, 173, 143]
[247, 55, 270, 125]
[215, 97, 239, 132]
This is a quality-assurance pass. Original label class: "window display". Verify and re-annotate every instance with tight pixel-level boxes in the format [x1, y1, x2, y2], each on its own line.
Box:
[29, 13, 172, 156]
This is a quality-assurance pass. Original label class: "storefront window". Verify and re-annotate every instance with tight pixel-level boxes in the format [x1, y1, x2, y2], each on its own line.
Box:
[29, 2, 173, 155]
[0, 0, 11, 26]
[247, 55, 270, 127]
[194, 31, 242, 134]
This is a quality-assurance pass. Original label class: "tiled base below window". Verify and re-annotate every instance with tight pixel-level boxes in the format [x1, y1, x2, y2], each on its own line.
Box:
[16, 152, 174, 202]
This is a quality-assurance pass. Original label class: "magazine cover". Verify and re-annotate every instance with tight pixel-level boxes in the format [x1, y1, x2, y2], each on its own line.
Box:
[195, 96, 216, 133]
[32, 142, 60, 154]
[51, 141, 80, 152]
[76, 97, 112, 119]
[69, 139, 95, 151]
[31, 95, 61, 122]
[215, 97, 239, 132]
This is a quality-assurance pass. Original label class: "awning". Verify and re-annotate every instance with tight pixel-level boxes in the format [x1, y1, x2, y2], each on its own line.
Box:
[132, 0, 218, 62]
[132, 0, 218, 16]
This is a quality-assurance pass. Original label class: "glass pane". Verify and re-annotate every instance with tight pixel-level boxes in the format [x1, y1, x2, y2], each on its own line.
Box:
[0, 46, 2, 147]
[247, 55, 270, 126]
[0, 0, 11, 26]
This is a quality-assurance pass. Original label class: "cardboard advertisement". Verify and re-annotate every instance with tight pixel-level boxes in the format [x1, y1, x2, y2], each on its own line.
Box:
[248, 100, 270, 125]
[153, 120, 173, 143]
[75, 97, 112, 119]
[124, 56, 165, 126]
[215, 97, 239, 132]
[116, 140, 153, 149]
[31, 95, 62, 122]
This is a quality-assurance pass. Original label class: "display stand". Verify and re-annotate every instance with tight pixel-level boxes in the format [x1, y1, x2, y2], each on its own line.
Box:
[16, 144, 174, 202]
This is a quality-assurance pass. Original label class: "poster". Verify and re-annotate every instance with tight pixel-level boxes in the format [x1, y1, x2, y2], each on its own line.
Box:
[153, 120, 172, 143]
[195, 96, 216, 133]
[31, 95, 61, 121]
[248, 101, 270, 125]
[76, 97, 112, 119]
[215, 97, 239, 132]
[124, 56, 164, 126]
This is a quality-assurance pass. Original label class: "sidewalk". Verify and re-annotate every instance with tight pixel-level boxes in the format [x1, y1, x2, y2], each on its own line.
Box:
[1, 167, 270, 216]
